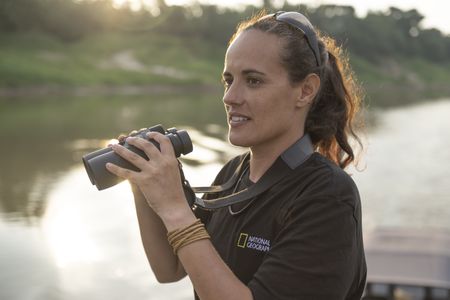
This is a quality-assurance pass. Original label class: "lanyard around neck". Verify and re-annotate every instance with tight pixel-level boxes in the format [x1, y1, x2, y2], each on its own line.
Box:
[189, 134, 314, 210]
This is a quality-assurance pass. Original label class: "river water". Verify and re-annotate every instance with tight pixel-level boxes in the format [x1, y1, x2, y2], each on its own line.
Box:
[0, 95, 449, 300]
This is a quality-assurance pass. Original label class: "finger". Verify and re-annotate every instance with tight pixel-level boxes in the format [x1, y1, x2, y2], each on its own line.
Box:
[111, 143, 148, 168]
[129, 130, 139, 137]
[130, 128, 147, 137]
[108, 137, 122, 147]
[147, 132, 175, 157]
[117, 134, 128, 144]
[125, 136, 162, 160]
[105, 162, 136, 181]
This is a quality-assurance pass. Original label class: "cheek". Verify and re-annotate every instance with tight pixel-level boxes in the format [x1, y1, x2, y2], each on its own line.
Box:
[253, 106, 290, 137]
[250, 86, 299, 128]
[258, 101, 295, 124]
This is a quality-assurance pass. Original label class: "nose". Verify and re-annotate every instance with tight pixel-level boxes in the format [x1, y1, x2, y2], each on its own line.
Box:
[223, 81, 244, 107]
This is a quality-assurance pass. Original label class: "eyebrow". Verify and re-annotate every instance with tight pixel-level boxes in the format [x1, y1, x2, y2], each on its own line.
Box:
[243, 69, 265, 76]
[222, 69, 266, 77]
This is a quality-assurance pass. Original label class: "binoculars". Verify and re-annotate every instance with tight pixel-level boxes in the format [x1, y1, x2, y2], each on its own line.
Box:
[82, 124, 193, 190]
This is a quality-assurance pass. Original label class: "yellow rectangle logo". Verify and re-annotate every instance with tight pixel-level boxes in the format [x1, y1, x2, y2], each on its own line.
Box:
[237, 233, 248, 248]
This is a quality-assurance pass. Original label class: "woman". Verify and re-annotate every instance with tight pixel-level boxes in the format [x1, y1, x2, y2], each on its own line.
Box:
[106, 11, 367, 300]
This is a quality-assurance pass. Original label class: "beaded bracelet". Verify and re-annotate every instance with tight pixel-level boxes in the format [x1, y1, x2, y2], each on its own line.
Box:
[167, 219, 210, 255]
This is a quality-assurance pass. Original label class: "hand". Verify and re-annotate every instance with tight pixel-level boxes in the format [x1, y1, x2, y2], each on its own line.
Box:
[105, 132, 192, 223]
[107, 128, 147, 147]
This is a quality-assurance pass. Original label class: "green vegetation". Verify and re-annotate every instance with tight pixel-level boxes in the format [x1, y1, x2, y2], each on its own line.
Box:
[1, 0, 450, 105]
[0, 31, 224, 87]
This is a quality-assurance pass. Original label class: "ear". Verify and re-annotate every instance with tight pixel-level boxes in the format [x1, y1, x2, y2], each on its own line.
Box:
[296, 73, 320, 108]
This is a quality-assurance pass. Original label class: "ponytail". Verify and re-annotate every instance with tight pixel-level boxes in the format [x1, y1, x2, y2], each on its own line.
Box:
[306, 35, 364, 169]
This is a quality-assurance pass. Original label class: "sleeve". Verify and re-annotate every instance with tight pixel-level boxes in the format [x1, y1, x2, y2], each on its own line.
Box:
[248, 171, 365, 300]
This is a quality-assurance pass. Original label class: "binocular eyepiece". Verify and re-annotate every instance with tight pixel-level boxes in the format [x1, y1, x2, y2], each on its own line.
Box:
[82, 124, 193, 190]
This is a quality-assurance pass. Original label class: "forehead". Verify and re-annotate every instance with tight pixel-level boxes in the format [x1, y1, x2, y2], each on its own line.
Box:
[224, 29, 285, 72]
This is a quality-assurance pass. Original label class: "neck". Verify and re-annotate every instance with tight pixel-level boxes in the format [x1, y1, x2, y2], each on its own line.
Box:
[248, 131, 305, 182]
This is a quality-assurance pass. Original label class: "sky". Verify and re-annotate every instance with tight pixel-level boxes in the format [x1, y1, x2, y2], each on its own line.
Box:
[162, 0, 450, 35]
[112, 0, 450, 34]
[298, 0, 450, 34]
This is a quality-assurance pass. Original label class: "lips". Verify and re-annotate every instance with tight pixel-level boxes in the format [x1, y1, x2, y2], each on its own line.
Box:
[228, 113, 251, 126]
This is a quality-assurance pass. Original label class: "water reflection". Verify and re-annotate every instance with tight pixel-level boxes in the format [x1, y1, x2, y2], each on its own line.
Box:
[0, 140, 73, 223]
[0, 222, 60, 300]
[1, 94, 450, 299]
[0, 92, 228, 222]
[0, 92, 243, 299]
[352, 98, 450, 231]
[0, 132, 235, 300]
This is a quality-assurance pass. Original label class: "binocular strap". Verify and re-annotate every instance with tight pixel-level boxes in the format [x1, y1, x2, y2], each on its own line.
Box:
[185, 134, 314, 210]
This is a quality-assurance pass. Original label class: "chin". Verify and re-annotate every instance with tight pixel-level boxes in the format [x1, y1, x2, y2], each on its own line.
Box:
[228, 133, 252, 148]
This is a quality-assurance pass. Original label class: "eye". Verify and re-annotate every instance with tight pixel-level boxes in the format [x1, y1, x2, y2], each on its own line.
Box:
[222, 77, 233, 90]
[247, 77, 262, 87]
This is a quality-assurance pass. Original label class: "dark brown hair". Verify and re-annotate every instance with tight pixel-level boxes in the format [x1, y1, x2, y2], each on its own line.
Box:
[230, 11, 364, 169]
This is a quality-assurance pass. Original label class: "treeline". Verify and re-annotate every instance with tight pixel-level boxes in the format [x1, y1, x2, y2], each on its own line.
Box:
[1, 0, 450, 63]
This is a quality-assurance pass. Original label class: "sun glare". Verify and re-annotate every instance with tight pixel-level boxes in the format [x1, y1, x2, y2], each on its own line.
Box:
[111, 0, 157, 11]
[42, 167, 133, 269]
[110, 0, 260, 10]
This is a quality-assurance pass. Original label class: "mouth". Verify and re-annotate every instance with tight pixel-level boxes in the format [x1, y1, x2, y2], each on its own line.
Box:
[228, 113, 251, 126]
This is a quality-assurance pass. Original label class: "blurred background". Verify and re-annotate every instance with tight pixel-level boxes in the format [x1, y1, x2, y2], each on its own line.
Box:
[1, 0, 449, 299]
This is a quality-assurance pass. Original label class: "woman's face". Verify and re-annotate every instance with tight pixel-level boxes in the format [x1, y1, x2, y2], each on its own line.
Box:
[222, 29, 307, 153]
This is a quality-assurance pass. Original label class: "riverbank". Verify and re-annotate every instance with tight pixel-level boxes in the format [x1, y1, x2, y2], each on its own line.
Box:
[0, 83, 222, 98]
[1, 32, 450, 106]
[0, 32, 224, 86]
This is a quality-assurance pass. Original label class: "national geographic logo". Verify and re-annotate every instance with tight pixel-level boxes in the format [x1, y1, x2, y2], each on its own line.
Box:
[237, 233, 271, 252]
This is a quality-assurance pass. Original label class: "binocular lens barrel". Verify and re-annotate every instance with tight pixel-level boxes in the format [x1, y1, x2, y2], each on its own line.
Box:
[82, 125, 193, 190]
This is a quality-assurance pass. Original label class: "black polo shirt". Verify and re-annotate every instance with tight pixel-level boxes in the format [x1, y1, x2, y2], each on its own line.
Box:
[194, 152, 366, 300]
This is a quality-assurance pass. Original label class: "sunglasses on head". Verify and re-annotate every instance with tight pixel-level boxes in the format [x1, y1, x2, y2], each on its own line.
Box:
[261, 11, 322, 67]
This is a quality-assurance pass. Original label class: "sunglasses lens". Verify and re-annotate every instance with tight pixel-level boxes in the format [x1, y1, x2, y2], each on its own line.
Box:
[274, 12, 321, 66]
[277, 12, 314, 31]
